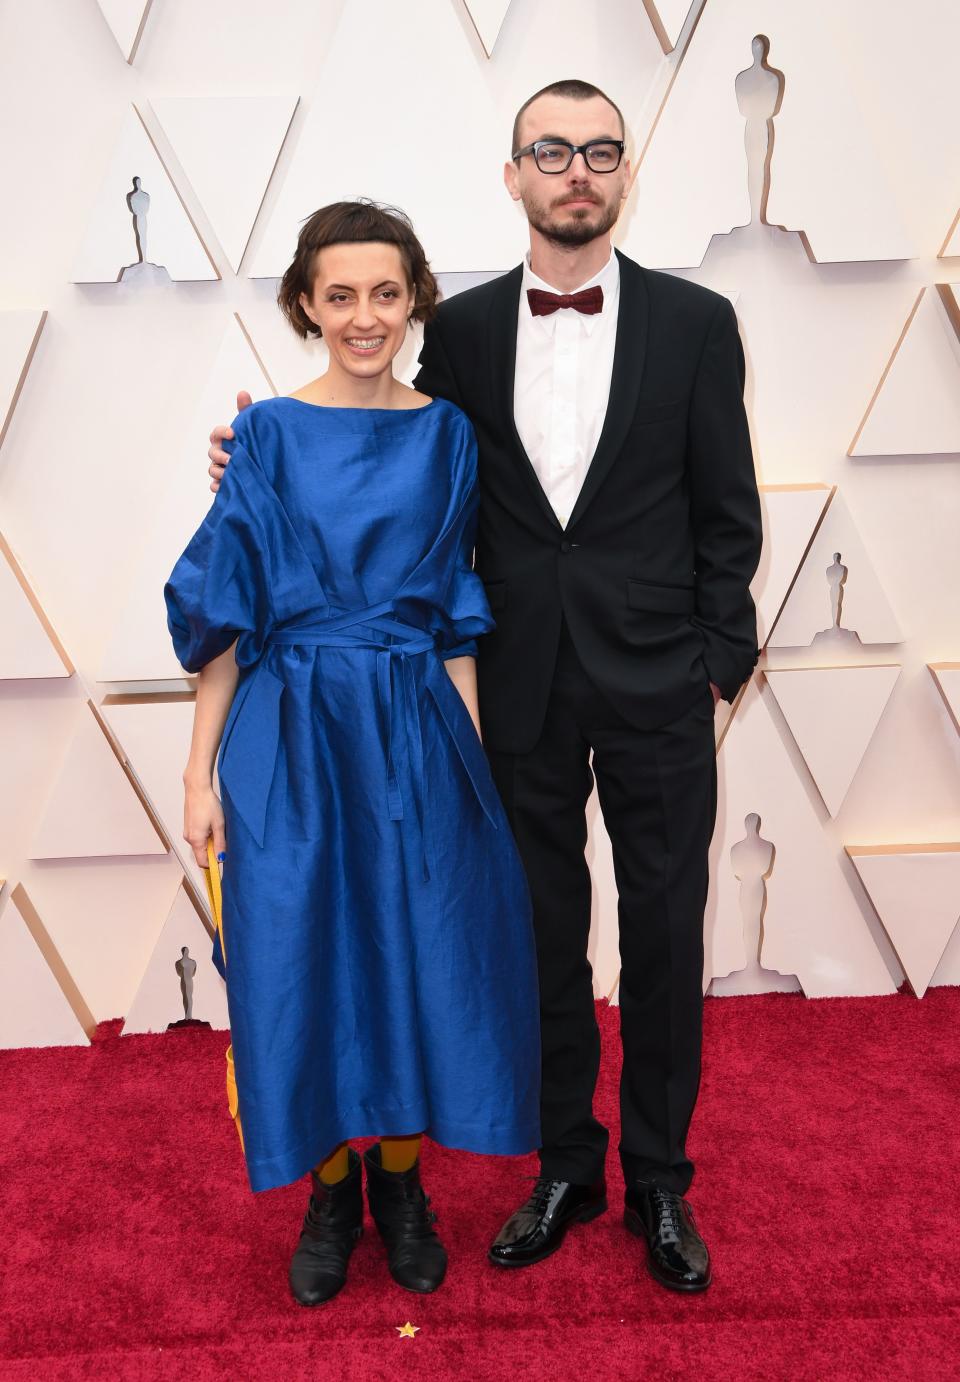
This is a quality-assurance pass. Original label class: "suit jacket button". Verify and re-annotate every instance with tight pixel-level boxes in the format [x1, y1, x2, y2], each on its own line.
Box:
[560, 540, 572, 554]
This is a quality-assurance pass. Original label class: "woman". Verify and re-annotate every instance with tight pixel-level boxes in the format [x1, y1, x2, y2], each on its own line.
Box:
[165, 201, 540, 1307]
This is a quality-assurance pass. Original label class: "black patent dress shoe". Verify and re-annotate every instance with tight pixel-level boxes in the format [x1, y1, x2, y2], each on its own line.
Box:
[488, 1175, 607, 1267]
[363, 1144, 447, 1293]
[624, 1182, 711, 1292]
[288, 1149, 363, 1306]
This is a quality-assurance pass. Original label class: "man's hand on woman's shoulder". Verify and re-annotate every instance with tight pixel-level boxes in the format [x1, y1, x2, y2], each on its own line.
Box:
[207, 390, 252, 492]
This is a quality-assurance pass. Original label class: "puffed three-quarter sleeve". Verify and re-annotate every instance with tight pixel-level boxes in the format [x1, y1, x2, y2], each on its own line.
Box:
[164, 440, 278, 673]
[434, 416, 495, 661]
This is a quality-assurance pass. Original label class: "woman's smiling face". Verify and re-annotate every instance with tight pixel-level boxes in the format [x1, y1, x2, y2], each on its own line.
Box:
[299, 241, 414, 380]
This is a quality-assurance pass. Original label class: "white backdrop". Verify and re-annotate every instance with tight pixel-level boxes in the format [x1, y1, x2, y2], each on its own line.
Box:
[1, 0, 959, 1046]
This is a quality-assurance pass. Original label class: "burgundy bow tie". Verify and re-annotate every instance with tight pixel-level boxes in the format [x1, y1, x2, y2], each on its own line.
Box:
[526, 285, 604, 318]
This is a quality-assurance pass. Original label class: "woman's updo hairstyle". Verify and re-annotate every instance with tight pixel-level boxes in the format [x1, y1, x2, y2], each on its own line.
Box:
[277, 199, 440, 340]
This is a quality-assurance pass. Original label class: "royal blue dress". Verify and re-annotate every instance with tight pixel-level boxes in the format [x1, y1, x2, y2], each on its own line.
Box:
[165, 396, 541, 1192]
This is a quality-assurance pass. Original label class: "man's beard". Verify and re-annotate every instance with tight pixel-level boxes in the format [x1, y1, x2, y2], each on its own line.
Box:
[523, 192, 620, 248]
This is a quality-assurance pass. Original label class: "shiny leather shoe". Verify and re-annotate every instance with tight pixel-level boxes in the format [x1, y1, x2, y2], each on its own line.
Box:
[488, 1176, 607, 1267]
[624, 1182, 711, 1292]
[289, 1149, 363, 1306]
[364, 1144, 447, 1293]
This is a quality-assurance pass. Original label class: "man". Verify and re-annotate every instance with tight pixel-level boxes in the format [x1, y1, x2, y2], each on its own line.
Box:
[208, 79, 762, 1293]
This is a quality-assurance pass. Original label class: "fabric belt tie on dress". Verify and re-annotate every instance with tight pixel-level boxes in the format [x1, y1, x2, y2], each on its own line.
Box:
[217, 600, 500, 861]
[269, 603, 435, 875]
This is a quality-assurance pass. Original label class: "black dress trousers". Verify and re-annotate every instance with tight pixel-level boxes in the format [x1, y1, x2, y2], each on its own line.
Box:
[487, 621, 717, 1194]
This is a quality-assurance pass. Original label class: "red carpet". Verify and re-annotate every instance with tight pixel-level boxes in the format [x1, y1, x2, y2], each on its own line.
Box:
[2, 990, 959, 1380]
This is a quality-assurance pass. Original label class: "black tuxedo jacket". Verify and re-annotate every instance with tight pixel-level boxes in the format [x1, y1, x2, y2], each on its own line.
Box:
[414, 250, 762, 756]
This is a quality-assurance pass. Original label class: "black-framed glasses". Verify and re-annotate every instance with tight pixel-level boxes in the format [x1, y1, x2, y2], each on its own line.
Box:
[512, 139, 625, 174]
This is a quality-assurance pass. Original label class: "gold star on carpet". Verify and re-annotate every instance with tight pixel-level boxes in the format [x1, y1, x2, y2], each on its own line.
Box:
[396, 1322, 420, 1339]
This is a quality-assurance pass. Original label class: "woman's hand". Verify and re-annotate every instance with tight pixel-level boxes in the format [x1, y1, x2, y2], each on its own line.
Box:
[181, 642, 239, 866]
[183, 777, 226, 868]
[443, 655, 482, 740]
[208, 390, 252, 493]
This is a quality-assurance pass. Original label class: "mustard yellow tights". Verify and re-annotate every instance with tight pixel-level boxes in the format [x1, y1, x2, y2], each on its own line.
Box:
[315, 1134, 422, 1184]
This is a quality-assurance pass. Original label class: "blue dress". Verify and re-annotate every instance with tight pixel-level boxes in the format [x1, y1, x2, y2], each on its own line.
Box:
[165, 396, 541, 1192]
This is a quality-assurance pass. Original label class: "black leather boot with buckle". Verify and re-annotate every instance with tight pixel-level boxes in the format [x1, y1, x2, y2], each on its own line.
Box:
[363, 1143, 447, 1293]
[288, 1148, 363, 1306]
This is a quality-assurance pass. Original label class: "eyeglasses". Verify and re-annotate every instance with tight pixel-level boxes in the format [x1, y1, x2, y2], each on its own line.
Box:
[512, 139, 625, 174]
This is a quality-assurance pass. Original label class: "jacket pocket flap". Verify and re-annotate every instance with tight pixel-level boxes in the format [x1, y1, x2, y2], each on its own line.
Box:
[482, 579, 507, 611]
[627, 579, 695, 615]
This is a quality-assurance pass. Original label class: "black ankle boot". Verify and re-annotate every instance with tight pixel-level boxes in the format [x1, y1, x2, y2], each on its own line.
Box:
[363, 1144, 447, 1293]
[288, 1149, 363, 1306]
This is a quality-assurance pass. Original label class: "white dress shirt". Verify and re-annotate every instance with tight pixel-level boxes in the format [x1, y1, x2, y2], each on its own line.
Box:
[514, 249, 620, 527]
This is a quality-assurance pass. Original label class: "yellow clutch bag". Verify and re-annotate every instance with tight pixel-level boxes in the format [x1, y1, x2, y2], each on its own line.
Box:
[204, 839, 244, 1152]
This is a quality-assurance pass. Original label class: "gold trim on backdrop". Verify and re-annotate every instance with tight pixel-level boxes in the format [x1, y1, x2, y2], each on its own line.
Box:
[846, 842, 960, 857]
[629, 0, 709, 184]
[760, 483, 836, 650]
[87, 700, 170, 852]
[0, 529, 75, 675]
[101, 690, 196, 706]
[0, 311, 47, 453]
[131, 102, 222, 281]
[928, 664, 960, 738]
[847, 290, 924, 456]
[233, 312, 279, 396]
[938, 205, 960, 259]
[10, 884, 97, 1038]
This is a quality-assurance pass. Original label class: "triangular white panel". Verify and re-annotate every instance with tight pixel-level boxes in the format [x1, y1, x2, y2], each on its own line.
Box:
[0, 533, 73, 679]
[940, 208, 960, 258]
[0, 890, 90, 1048]
[768, 490, 902, 648]
[123, 883, 228, 1034]
[101, 698, 210, 899]
[763, 6, 913, 264]
[31, 703, 166, 859]
[150, 96, 298, 274]
[0, 310, 46, 452]
[705, 678, 897, 997]
[95, 0, 153, 62]
[461, 0, 513, 55]
[623, 0, 913, 268]
[21, 862, 180, 1024]
[73, 106, 218, 283]
[764, 665, 901, 816]
[929, 664, 960, 738]
[99, 315, 274, 681]
[849, 287, 960, 456]
[754, 485, 832, 647]
[846, 846, 960, 998]
[641, 0, 698, 53]
[248, 0, 520, 276]
[930, 903, 960, 988]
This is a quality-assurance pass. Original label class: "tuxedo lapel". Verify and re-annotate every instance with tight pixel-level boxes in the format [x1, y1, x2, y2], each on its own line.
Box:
[488, 266, 563, 532]
[566, 252, 649, 531]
